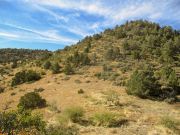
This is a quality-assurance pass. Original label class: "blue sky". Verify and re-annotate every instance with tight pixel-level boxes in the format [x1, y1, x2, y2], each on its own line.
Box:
[0, 0, 180, 51]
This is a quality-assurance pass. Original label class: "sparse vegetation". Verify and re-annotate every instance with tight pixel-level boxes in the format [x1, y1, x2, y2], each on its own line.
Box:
[64, 106, 84, 123]
[160, 116, 180, 133]
[91, 112, 127, 127]
[48, 101, 60, 113]
[46, 125, 78, 135]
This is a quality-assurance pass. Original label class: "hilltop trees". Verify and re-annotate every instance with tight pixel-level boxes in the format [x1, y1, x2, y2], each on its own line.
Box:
[67, 51, 91, 67]
[0, 48, 52, 63]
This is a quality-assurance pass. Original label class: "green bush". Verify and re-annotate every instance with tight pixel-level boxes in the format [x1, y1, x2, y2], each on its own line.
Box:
[11, 70, 41, 86]
[155, 66, 179, 101]
[64, 106, 84, 123]
[0, 109, 45, 134]
[64, 63, 74, 75]
[126, 69, 160, 98]
[159, 66, 179, 92]
[18, 92, 46, 110]
[51, 62, 60, 74]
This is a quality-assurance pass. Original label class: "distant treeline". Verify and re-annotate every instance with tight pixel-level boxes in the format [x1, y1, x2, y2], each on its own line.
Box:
[0, 48, 52, 63]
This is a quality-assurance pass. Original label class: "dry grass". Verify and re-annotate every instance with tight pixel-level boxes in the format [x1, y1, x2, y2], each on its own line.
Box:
[0, 66, 179, 135]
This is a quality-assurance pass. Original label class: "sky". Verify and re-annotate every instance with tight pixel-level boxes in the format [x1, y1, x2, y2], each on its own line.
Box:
[0, 0, 180, 51]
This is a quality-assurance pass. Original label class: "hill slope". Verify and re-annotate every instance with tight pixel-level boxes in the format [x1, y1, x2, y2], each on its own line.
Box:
[0, 20, 179, 135]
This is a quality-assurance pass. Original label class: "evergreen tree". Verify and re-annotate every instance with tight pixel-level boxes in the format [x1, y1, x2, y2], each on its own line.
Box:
[127, 69, 160, 98]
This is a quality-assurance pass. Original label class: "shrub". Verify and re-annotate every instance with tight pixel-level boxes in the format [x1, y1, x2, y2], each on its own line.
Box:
[41, 71, 46, 75]
[103, 64, 112, 72]
[74, 79, 81, 84]
[11, 61, 17, 68]
[64, 63, 74, 75]
[160, 116, 180, 133]
[126, 69, 160, 98]
[46, 125, 78, 135]
[43, 61, 51, 69]
[95, 71, 119, 81]
[11, 70, 41, 86]
[0, 109, 46, 134]
[48, 101, 60, 113]
[91, 112, 127, 127]
[159, 66, 179, 95]
[18, 92, 46, 110]
[0, 111, 17, 134]
[104, 91, 121, 106]
[64, 106, 84, 123]
[0, 87, 4, 93]
[78, 89, 84, 94]
[34, 88, 45, 93]
[11, 92, 16, 96]
[51, 62, 60, 74]
[155, 66, 179, 101]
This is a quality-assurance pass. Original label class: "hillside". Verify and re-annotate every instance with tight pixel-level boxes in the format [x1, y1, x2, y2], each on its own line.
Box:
[0, 20, 179, 135]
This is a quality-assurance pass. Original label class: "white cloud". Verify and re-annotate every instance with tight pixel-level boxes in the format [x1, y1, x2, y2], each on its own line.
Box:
[25, 0, 173, 26]
[31, 4, 69, 22]
[1, 23, 77, 44]
[0, 32, 19, 39]
[26, 0, 109, 15]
